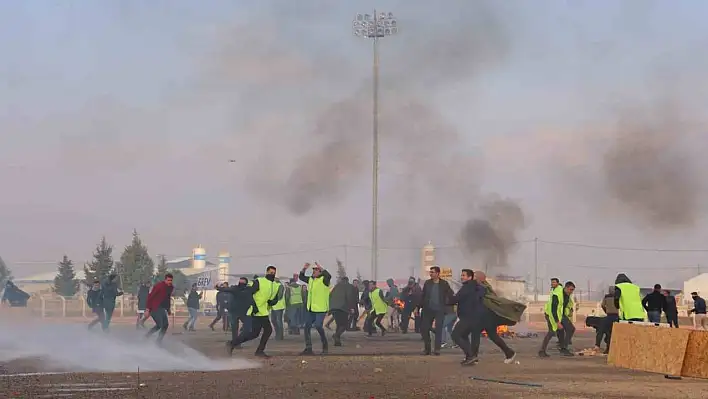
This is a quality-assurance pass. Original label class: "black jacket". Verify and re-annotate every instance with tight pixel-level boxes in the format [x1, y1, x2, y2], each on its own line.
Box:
[691, 296, 707, 315]
[186, 290, 202, 309]
[421, 279, 454, 313]
[329, 281, 359, 312]
[101, 279, 123, 307]
[86, 289, 103, 309]
[218, 284, 257, 316]
[642, 291, 667, 312]
[665, 295, 678, 314]
[137, 285, 150, 310]
[449, 280, 485, 320]
[215, 291, 230, 311]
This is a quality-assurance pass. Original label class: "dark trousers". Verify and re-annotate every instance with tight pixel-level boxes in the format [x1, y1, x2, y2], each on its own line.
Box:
[420, 309, 445, 352]
[541, 315, 563, 352]
[210, 308, 228, 330]
[400, 304, 414, 333]
[470, 313, 515, 359]
[304, 311, 328, 350]
[557, 316, 575, 348]
[102, 305, 115, 331]
[332, 309, 349, 343]
[88, 307, 105, 329]
[270, 309, 284, 340]
[363, 309, 376, 333]
[367, 312, 386, 335]
[146, 308, 169, 343]
[666, 312, 679, 328]
[231, 315, 272, 353]
[230, 314, 252, 345]
[596, 314, 618, 348]
[347, 307, 359, 330]
[451, 318, 477, 358]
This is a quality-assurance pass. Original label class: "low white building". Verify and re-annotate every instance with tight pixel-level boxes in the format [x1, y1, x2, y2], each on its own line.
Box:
[683, 273, 708, 304]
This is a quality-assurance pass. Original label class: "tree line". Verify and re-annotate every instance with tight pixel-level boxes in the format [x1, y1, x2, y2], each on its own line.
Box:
[52, 230, 189, 297]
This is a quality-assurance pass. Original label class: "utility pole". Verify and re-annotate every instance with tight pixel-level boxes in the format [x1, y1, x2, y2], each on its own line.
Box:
[352, 11, 398, 282]
[534, 237, 539, 302]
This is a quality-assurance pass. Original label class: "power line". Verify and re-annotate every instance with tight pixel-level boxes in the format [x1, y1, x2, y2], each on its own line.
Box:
[559, 264, 699, 271]
[539, 239, 708, 253]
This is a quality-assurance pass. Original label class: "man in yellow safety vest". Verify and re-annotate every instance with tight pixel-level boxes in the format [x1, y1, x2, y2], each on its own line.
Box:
[227, 265, 282, 357]
[270, 279, 286, 340]
[539, 279, 575, 357]
[298, 262, 332, 355]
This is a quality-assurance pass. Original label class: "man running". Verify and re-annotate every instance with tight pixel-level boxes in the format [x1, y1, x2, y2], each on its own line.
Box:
[420, 266, 454, 356]
[217, 277, 256, 349]
[145, 273, 174, 345]
[184, 283, 202, 331]
[228, 265, 281, 357]
[367, 280, 388, 336]
[87, 280, 104, 330]
[209, 282, 230, 331]
[299, 262, 332, 355]
[329, 276, 358, 346]
[450, 269, 484, 365]
[101, 273, 123, 332]
[136, 281, 150, 329]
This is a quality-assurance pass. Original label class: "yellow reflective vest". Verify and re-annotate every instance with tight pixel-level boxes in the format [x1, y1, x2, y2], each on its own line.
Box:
[544, 286, 563, 331]
[306, 276, 330, 313]
[289, 285, 303, 305]
[272, 282, 286, 311]
[616, 282, 645, 321]
[252, 277, 278, 317]
[369, 288, 387, 315]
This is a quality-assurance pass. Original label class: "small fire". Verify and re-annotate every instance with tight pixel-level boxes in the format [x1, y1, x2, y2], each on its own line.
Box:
[392, 298, 405, 310]
[482, 325, 513, 337]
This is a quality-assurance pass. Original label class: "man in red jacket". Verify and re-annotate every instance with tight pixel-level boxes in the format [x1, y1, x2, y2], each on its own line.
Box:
[145, 273, 174, 344]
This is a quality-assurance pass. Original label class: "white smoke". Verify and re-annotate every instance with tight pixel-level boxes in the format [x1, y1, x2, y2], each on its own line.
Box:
[0, 320, 258, 372]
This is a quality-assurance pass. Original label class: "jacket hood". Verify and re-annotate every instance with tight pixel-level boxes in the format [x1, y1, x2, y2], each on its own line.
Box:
[614, 274, 632, 284]
[387, 278, 394, 286]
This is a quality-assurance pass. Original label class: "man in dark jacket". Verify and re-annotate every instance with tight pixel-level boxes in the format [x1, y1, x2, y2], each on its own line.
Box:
[145, 273, 174, 344]
[101, 273, 123, 332]
[329, 276, 358, 346]
[689, 292, 707, 330]
[183, 283, 202, 331]
[217, 277, 257, 349]
[347, 279, 361, 331]
[470, 271, 517, 363]
[642, 284, 667, 323]
[87, 280, 104, 330]
[360, 280, 376, 334]
[136, 281, 150, 329]
[420, 266, 454, 356]
[663, 290, 679, 328]
[450, 269, 485, 365]
[209, 282, 231, 331]
[596, 287, 619, 353]
[399, 277, 422, 334]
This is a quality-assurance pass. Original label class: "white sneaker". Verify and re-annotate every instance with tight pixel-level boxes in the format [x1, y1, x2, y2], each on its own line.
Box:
[440, 343, 449, 348]
[504, 353, 517, 364]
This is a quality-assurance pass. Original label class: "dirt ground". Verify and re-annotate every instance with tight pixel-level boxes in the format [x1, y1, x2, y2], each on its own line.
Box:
[2, 319, 708, 399]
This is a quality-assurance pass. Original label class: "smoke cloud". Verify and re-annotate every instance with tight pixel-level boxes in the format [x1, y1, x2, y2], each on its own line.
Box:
[0, 320, 257, 373]
[460, 195, 526, 268]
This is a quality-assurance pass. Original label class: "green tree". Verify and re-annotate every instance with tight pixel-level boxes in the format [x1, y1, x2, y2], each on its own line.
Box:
[336, 258, 347, 280]
[156, 254, 169, 278]
[54, 255, 79, 297]
[170, 269, 189, 297]
[83, 236, 114, 285]
[117, 230, 155, 295]
[0, 256, 12, 284]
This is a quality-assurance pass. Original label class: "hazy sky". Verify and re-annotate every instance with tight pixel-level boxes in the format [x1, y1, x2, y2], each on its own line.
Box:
[2, 1, 708, 292]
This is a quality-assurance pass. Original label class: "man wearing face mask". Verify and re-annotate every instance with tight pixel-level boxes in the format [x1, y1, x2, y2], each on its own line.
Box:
[299, 262, 332, 355]
[228, 265, 281, 357]
[101, 273, 124, 332]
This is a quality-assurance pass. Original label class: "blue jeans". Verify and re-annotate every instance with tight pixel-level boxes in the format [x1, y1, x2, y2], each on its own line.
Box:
[441, 313, 457, 344]
[187, 307, 199, 329]
[270, 309, 285, 339]
[647, 310, 661, 323]
[288, 306, 303, 330]
[304, 311, 328, 350]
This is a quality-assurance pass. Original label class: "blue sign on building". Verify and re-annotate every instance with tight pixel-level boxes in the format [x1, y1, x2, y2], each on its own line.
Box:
[194, 254, 207, 261]
[218, 256, 231, 263]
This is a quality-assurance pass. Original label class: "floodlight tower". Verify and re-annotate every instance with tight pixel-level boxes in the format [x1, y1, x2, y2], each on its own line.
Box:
[352, 11, 398, 282]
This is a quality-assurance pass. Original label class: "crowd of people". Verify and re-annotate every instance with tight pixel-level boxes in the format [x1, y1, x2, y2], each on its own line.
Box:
[85, 264, 708, 365]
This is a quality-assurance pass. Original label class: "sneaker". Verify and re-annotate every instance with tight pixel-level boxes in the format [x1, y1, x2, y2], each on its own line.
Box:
[440, 343, 449, 349]
[461, 357, 478, 366]
[254, 351, 270, 358]
[321, 347, 329, 355]
[300, 348, 315, 356]
[504, 352, 517, 364]
[433, 351, 441, 356]
[421, 350, 431, 356]
[451, 344, 460, 349]
[560, 349, 575, 357]
[538, 351, 550, 358]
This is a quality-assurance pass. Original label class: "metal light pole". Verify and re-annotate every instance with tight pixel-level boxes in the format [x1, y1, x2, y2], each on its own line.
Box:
[352, 11, 398, 282]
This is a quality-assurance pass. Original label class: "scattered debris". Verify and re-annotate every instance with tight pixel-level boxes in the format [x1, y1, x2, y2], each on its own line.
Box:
[374, 368, 383, 373]
[664, 375, 682, 380]
[575, 348, 607, 357]
[514, 332, 538, 338]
